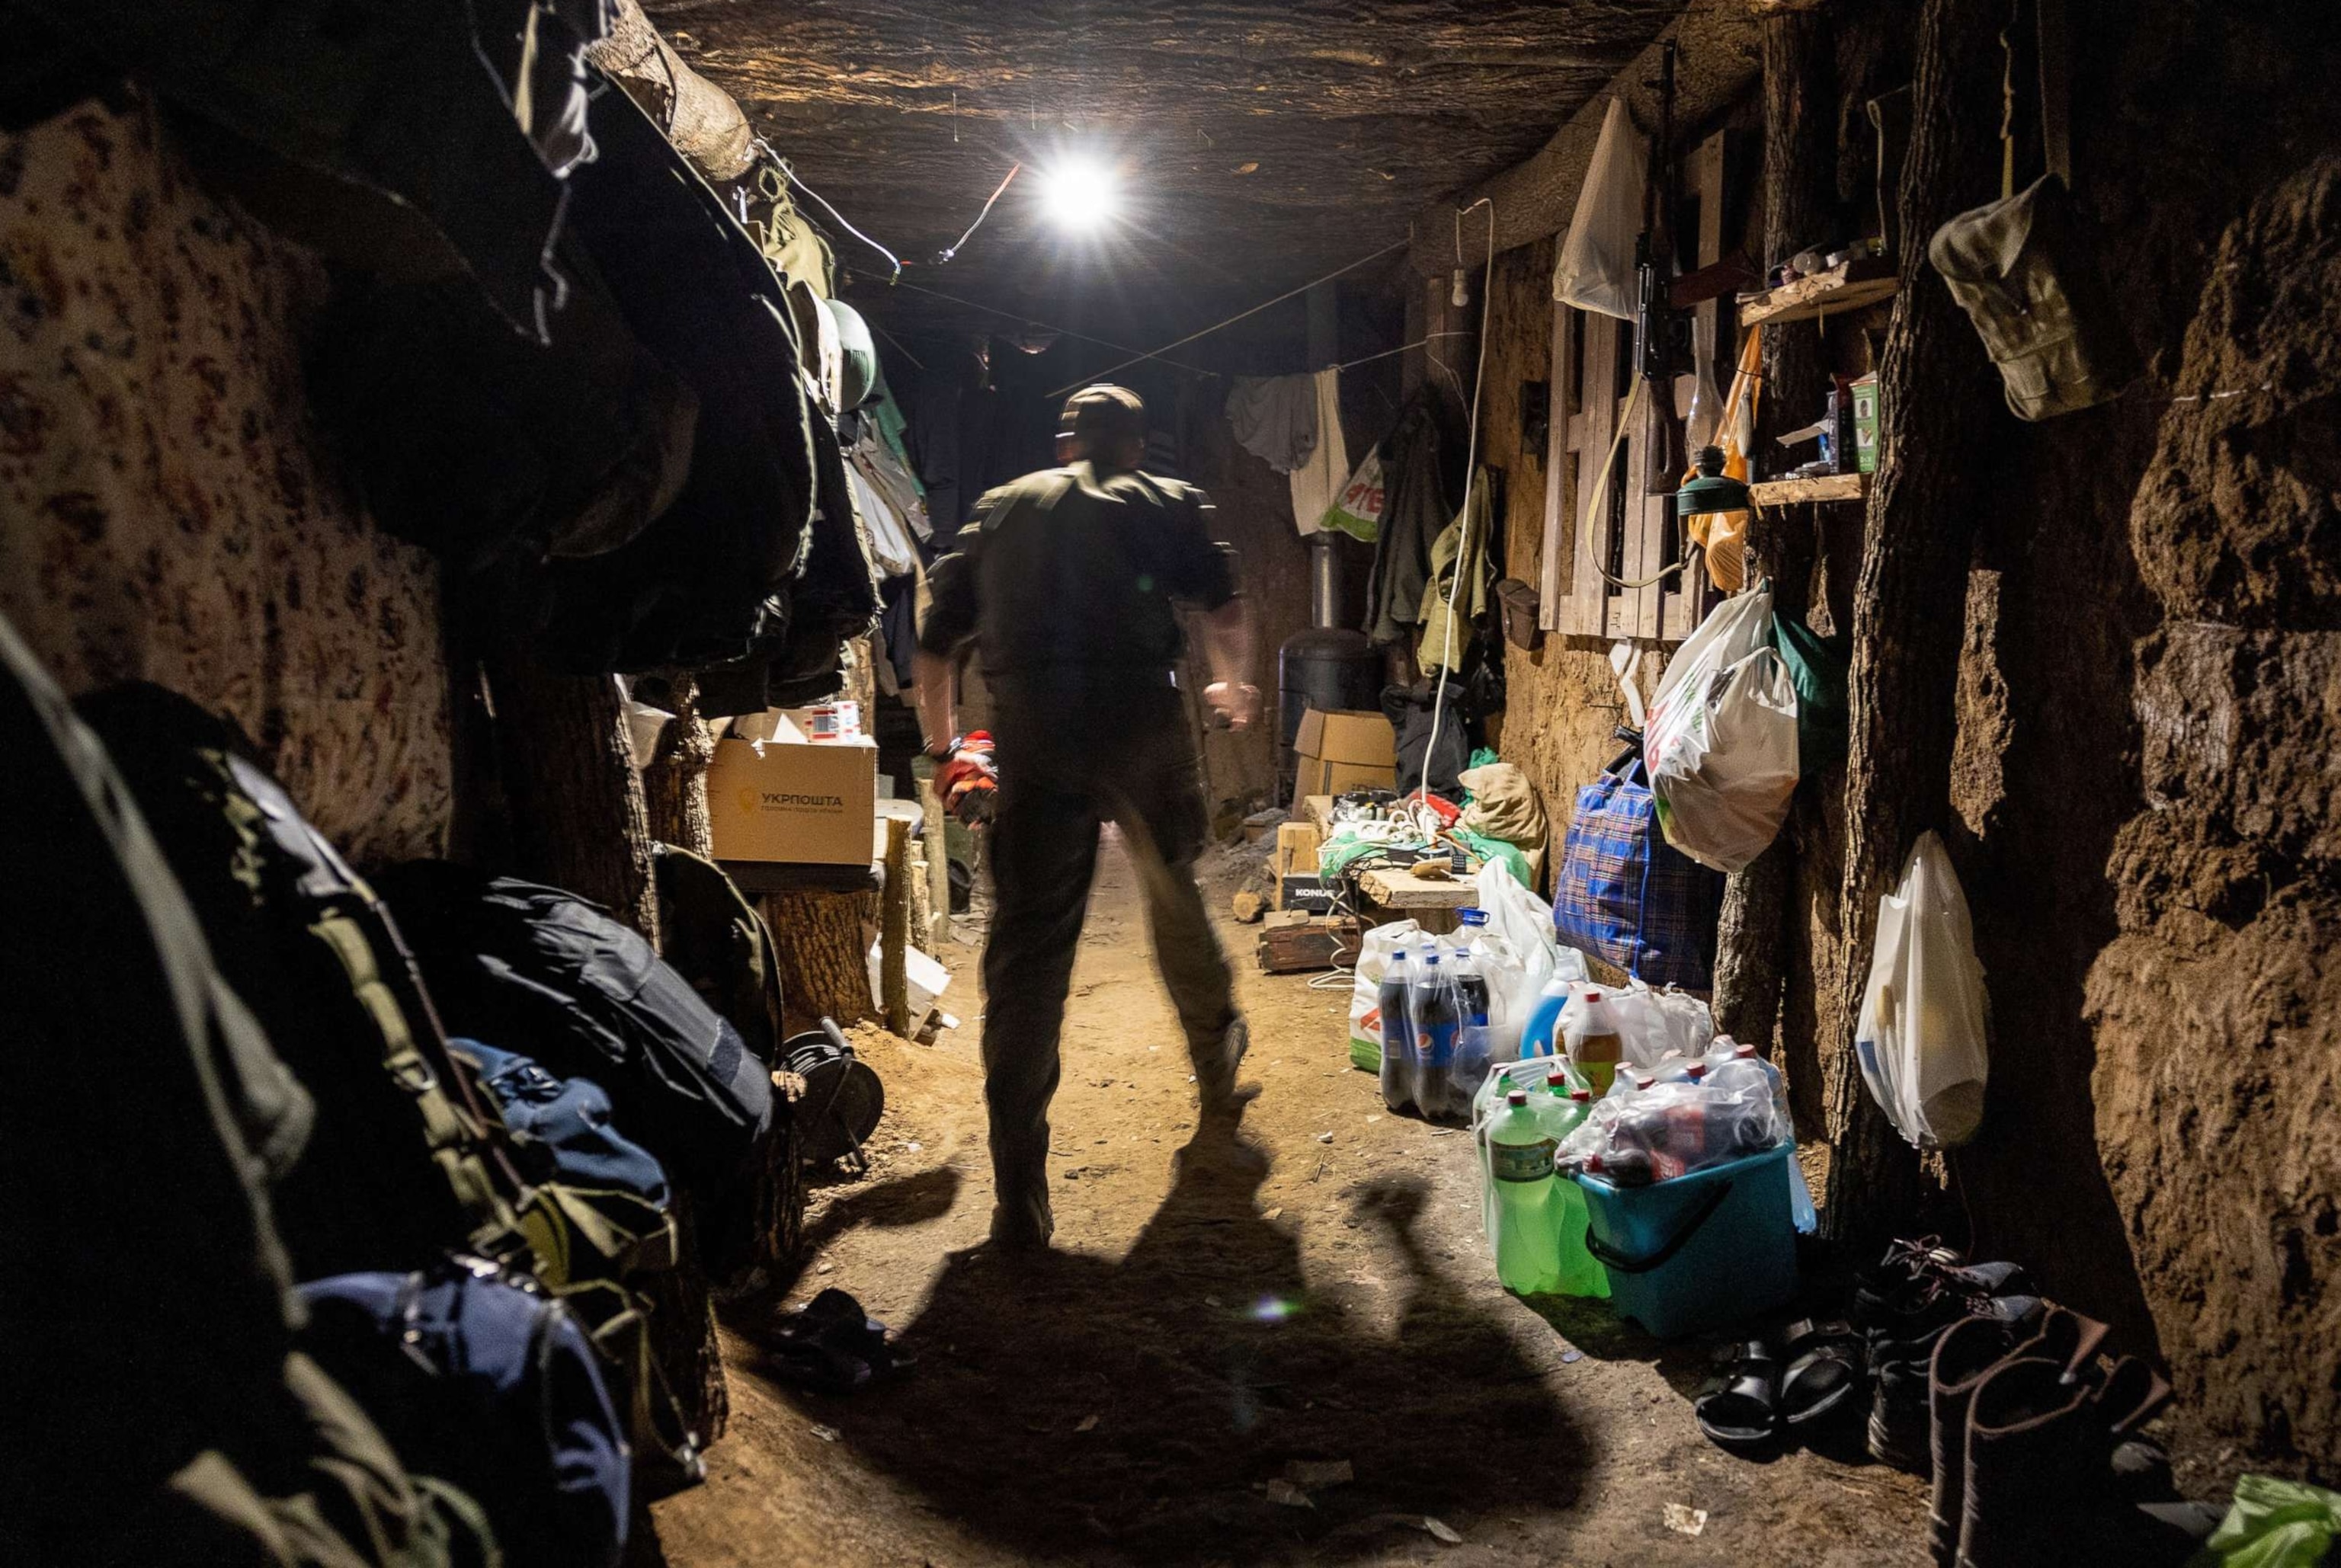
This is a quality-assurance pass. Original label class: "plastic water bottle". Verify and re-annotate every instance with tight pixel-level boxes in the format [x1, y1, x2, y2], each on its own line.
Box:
[1409, 952, 1461, 1118]
[1720, 1042, 1816, 1232]
[1488, 1091, 1563, 1294]
[1564, 990, 1627, 1094]
[1448, 946, 1492, 1118]
[1534, 1082, 1609, 1298]
[1378, 948, 1417, 1114]
[1520, 975, 1574, 1058]
[1735, 1042, 1789, 1122]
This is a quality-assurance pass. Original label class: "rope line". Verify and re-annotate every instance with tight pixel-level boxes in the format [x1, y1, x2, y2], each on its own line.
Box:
[1044, 236, 1412, 398]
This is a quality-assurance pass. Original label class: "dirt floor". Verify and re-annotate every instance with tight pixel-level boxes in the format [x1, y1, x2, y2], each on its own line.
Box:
[649, 835, 1930, 1566]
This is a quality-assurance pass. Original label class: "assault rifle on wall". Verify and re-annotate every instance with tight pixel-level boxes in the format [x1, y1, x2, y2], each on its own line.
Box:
[1633, 39, 1688, 488]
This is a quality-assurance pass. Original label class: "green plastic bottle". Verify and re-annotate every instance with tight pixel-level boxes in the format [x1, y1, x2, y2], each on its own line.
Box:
[1540, 1083, 1610, 1299]
[1488, 1091, 1563, 1294]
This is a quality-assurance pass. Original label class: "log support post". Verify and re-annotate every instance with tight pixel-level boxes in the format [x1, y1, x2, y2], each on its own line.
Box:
[1818, 0, 2006, 1245]
[879, 817, 912, 1037]
[482, 637, 658, 943]
[642, 677, 715, 860]
[1712, 2, 1838, 1062]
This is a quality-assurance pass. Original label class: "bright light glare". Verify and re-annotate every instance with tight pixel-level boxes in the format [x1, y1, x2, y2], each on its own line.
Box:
[1039, 157, 1118, 230]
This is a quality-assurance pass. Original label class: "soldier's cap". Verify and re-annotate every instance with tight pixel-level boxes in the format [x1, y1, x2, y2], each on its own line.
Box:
[1058, 383, 1146, 445]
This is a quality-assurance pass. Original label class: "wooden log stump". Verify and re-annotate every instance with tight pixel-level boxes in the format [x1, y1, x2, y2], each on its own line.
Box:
[761, 886, 881, 1038]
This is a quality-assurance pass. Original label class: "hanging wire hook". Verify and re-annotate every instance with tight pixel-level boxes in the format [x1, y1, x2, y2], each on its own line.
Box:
[934, 162, 1022, 264]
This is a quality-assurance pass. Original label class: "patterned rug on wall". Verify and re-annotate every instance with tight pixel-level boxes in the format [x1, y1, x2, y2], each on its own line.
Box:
[0, 91, 453, 864]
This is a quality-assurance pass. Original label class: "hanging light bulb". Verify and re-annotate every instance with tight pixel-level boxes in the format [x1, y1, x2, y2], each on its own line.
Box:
[1037, 155, 1119, 230]
[1450, 267, 1470, 309]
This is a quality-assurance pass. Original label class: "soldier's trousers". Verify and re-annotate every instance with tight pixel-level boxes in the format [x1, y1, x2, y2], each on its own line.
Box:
[979, 680, 1239, 1244]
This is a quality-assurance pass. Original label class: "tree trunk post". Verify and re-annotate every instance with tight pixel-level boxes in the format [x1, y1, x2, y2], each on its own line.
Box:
[495, 661, 725, 1445]
[643, 676, 715, 859]
[482, 638, 658, 944]
[1818, 0, 2005, 1246]
[921, 775, 953, 949]
[1712, 2, 1839, 1061]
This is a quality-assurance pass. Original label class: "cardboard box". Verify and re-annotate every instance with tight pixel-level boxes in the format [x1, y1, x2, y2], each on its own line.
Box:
[1289, 707, 1397, 812]
[706, 733, 878, 865]
[1850, 374, 1881, 475]
[729, 707, 860, 745]
[1277, 875, 1338, 917]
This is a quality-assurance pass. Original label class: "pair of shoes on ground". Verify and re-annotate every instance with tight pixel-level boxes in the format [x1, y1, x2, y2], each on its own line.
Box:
[1695, 1317, 1865, 1452]
[1928, 1305, 2212, 1566]
[1855, 1239, 2043, 1471]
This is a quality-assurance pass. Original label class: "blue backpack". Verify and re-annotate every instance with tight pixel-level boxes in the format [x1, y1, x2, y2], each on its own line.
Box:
[453, 1040, 671, 1209]
[298, 1260, 631, 1568]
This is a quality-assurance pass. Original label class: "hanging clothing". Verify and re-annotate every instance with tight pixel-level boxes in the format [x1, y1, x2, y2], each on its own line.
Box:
[848, 426, 932, 542]
[847, 463, 918, 580]
[1286, 367, 1349, 537]
[1417, 469, 1494, 673]
[865, 378, 925, 498]
[1380, 681, 1472, 801]
[1225, 373, 1318, 473]
[1365, 389, 1459, 647]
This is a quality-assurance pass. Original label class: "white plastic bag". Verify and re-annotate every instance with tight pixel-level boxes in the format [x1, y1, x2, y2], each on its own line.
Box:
[1856, 832, 1990, 1149]
[1472, 862, 1585, 1059]
[1552, 96, 1647, 322]
[1349, 920, 1423, 1071]
[1644, 584, 1801, 874]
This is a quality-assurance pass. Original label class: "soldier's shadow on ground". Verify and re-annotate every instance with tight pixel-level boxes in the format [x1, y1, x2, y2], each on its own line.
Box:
[758, 1123, 1590, 1565]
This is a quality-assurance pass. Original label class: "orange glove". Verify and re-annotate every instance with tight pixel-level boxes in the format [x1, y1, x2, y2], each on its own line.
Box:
[932, 731, 998, 826]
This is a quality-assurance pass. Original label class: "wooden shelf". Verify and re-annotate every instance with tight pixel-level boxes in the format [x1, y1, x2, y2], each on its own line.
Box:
[1739, 259, 1898, 327]
[1356, 864, 1479, 910]
[1750, 472, 1869, 506]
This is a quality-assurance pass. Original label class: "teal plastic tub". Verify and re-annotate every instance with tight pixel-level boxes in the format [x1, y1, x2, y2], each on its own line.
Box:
[1573, 1144, 1799, 1339]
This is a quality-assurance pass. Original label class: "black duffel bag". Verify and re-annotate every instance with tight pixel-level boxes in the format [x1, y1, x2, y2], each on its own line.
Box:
[377, 862, 774, 1194]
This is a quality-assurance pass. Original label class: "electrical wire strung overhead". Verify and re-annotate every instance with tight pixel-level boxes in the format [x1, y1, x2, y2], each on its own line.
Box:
[1046, 235, 1412, 398]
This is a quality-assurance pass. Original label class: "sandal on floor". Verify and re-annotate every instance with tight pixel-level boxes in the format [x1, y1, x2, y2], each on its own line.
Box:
[1779, 1318, 1865, 1429]
[759, 1287, 913, 1395]
[1696, 1339, 1783, 1452]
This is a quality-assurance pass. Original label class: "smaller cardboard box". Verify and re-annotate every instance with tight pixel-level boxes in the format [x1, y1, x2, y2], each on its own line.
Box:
[706, 732, 878, 866]
[1290, 707, 1397, 812]
[1277, 875, 1338, 917]
[1850, 373, 1881, 475]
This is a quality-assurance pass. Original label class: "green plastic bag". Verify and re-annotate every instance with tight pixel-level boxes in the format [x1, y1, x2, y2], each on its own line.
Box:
[1772, 609, 1851, 770]
[2191, 1475, 2341, 1568]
